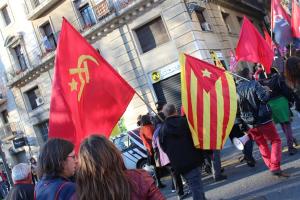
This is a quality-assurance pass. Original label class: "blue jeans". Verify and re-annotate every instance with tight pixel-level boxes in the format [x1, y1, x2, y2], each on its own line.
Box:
[182, 167, 205, 200]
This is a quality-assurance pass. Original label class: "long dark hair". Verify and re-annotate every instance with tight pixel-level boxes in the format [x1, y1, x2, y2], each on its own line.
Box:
[285, 56, 300, 88]
[77, 135, 131, 200]
[37, 138, 74, 178]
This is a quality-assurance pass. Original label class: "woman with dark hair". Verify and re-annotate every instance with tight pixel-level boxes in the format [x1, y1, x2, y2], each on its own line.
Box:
[30, 157, 38, 185]
[35, 138, 77, 200]
[285, 56, 300, 92]
[77, 135, 165, 200]
[259, 67, 298, 155]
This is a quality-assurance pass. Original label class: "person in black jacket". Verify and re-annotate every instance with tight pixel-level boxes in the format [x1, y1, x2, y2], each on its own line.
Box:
[6, 163, 34, 200]
[236, 67, 288, 177]
[159, 104, 206, 200]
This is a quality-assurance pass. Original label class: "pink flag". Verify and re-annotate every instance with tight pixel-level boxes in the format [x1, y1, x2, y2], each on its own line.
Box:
[229, 50, 238, 72]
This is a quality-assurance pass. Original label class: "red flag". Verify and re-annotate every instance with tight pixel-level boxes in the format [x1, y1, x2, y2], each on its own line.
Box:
[263, 26, 274, 50]
[236, 16, 274, 73]
[292, 0, 300, 38]
[49, 18, 135, 149]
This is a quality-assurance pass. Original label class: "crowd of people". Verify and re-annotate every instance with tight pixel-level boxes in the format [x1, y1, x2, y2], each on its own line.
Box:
[1, 55, 300, 200]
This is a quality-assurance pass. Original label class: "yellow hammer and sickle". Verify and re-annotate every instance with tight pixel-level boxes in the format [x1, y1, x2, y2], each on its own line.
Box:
[69, 55, 99, 101]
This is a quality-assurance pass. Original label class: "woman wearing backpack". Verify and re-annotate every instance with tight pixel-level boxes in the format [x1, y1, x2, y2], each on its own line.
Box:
[35, 138, 77, 200]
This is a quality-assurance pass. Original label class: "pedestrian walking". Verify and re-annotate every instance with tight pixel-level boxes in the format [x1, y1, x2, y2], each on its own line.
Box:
[6, 163, 34, 200]
[229, 111, 256, 167]
[236, 67, 288, 177]
[77, 135, 165, 200]
[0, 169, 9, 199]
[139, 114, 165, 188]
[159, 104, 206, 200]
[35, 138, 77, 200]
[259, 67, 298, 155]
[285, 56, 300, 98]
[152, 112, 186, 199]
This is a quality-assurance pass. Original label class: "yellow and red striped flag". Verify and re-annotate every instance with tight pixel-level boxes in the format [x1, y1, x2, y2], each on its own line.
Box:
[180, 54, 237, 150]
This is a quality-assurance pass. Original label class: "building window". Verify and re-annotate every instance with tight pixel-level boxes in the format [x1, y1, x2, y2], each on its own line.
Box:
[37, 121, 49, 142]
[222, 12, 232, 33]
[79, 4, 96, 28]
[192, 9, 211, 31]
[25, 87, 43, 110]
[135, 17, 169, 53]
[41, 22, 56, 51]
[1, 5, 11, 26]
[13, 45, 27, 71]
[1, 110, 8, 124]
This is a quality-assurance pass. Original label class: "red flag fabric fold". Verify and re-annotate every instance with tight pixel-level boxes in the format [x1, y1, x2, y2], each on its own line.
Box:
[292, 0, 300, 38]
[49, 18, 135, 149]
[263, 26, 274, 50]
[236, 16, 274, 73]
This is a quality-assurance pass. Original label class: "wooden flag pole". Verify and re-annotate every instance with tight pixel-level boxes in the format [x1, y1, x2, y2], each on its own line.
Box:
[261, 65, 268, 78]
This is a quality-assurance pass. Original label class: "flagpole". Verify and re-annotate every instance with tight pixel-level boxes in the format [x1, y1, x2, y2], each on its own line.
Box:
[135, 92, 164, 122]
[226, 71, 250, 81]
[261, 65, 268, 78]
[271, 0, 273, 43]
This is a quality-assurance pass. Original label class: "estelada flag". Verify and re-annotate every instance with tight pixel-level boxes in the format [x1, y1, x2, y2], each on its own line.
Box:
[180, 54, 237, 149]
[49, 18, 135, 149]
[236, 16, 274, 73]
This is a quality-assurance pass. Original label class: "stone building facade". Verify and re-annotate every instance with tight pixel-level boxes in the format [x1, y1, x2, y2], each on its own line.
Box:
[2, 0, 266, 159]
[0, 0, 41, 166]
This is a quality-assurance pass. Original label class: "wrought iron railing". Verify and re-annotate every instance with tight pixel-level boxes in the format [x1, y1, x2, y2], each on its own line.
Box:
[8, 0, 136, 81]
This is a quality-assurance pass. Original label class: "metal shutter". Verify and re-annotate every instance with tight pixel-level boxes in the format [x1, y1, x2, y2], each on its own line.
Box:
[153, 73, 181, 112]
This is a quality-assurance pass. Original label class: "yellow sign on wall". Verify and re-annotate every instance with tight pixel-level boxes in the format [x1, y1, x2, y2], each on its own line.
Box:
[151, 71, 161, 82]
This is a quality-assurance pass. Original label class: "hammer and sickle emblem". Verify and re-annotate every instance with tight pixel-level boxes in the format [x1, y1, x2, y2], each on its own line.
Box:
[68, 55, 99, 101]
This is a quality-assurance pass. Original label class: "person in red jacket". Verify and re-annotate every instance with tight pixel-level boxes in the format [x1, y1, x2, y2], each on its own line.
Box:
[139, 114, 165, 188]
[77, 135, 165, 200]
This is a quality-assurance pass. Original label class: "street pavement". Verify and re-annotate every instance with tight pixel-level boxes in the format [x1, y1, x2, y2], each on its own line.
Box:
[160, 111, 300, 200]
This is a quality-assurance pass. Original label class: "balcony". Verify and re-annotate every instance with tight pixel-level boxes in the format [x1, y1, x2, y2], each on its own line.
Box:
[0, 122, 23, 141]
[25, 0, 61, 20]
[8, 0, 163, 88]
